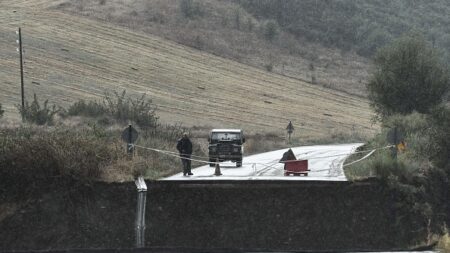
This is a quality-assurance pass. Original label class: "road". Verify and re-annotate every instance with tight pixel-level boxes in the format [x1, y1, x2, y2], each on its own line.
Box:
[163, 143, 363, 181]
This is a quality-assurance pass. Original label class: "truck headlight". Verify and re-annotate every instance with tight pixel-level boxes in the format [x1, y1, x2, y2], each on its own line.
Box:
[233, 147, 239, 153]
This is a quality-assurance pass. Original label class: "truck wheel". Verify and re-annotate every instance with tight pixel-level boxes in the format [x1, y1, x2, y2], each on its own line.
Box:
[236, 159, 242, 167]
[209, 159, 215, 167]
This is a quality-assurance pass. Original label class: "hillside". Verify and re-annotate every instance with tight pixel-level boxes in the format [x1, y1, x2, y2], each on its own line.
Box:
[0, 0, 376, 139]
[50, 0, 450, 99]
[240, 0, 450, 58]
[53, 0, 372, 97]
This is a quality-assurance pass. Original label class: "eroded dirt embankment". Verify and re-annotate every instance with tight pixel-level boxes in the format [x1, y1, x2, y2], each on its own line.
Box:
[0, 179, 428, 251]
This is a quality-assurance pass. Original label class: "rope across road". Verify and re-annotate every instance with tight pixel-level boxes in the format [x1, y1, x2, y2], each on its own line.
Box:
[132, 144, 393, 169]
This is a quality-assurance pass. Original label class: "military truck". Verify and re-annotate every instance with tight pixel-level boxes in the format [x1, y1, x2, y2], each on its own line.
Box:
[208, 129, 245, 167]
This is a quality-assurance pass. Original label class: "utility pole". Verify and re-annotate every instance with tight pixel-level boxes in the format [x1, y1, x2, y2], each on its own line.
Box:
[16, 28, 25, 118]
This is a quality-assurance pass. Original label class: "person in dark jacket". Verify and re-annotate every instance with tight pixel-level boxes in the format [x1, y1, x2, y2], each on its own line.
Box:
[176, 132, 193, 176]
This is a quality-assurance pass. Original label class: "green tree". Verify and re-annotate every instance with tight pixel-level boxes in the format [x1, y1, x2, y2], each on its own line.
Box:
[367, 35, 449, 119]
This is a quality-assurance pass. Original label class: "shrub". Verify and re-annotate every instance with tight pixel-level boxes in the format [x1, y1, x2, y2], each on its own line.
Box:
[0, 122, 203, 192]
[17, 94, 59, 125]
[179, 0, 203, 19]
[372, 153, 409, 179]
[103, 90, 158, 128]
[234, 8, 241, 30]
[136, 124, 201, 176]
[311, 75, 317, 84]
[193, 35, 203, 50]
[264, 20, 278, 42]
[0, 103, 4, 118]
[246, 17, 254, 32]
[428, 106, 450, 170]
[345, 112, 431, 180]
[66, 99, 107, 117]
[345, 111, 450, 237]
[357, 27, 392, 56]
[383, 113, 432, 166]
[66, 90, 158, 129]
[367, 35, 449, 119]
[0, 126, 125, 202]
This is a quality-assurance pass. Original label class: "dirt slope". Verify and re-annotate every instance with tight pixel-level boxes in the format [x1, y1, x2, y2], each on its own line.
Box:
[0, 180, 428, 251]
[0, 1, 376, 138]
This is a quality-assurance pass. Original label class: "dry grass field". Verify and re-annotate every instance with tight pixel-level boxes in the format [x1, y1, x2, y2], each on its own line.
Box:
[53, 0, 372, 97]
[0, 0, 377, 139]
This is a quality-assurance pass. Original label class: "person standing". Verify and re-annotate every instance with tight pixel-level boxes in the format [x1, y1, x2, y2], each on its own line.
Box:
[176, 132, 193, 176]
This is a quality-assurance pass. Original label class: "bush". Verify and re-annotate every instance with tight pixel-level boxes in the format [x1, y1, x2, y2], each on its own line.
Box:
[246, 17, 254, 32]
[239, 1, 450, 61]
[428, 106, 450, 170]
[136, 124, 204, 176]
[66, 99, 107, 118]
[245, 132, 285, 155]
[264, 20, 278, 42]
[0, 126, 126, 202]
[345, 111, 450, 237]
[383, 113, 432, 167]
[103, 90, 158, 128]
[344, 112, 431, 180]
[0, 103, 4, 118]
[357, 27, 392, 56]
[179, 0, 203, 19]
[234, 8, 241, 30]
[66, 90, 158, 129]
[17, 94, 59, 125]
[0, 122, 203, 192]
[367, 35, 449, 119]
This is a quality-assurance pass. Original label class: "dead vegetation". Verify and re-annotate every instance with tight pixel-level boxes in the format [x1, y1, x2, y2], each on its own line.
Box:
[0, 107, 369, 187]
[0, 0, 377, 141]
[52, 0, 371, 97]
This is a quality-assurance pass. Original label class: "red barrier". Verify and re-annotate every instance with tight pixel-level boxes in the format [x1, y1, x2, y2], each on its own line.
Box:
[284, 160, 309, 176]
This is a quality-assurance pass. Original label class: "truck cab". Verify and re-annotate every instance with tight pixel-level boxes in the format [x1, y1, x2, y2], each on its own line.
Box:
[208, 129, 245, 167]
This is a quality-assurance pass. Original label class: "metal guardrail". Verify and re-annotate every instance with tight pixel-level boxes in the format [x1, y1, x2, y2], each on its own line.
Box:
[135, 176, 147, 248]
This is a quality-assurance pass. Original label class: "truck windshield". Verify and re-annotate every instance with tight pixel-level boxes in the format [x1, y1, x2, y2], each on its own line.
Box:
[211, 132, 241, 141]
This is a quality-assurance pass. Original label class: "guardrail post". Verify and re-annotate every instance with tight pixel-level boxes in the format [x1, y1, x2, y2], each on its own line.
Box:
[135, 176, 147, 248]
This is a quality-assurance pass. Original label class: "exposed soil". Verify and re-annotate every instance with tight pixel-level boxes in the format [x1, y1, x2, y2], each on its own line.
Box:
[0, 178, 428, 251]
